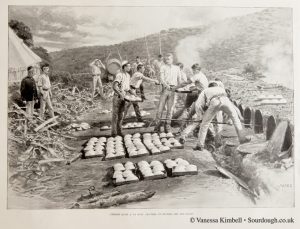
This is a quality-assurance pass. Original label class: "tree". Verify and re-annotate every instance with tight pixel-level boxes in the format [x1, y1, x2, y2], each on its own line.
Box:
[9, 19, 33, 47]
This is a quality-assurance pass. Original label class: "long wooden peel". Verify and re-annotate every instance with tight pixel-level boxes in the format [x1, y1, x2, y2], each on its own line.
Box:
[159, 118, 232, 125]
[215, 165, 258, 198]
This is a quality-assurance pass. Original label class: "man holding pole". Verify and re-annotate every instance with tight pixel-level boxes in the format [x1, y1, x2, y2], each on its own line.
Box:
[154, 53, 181, 133]
[89, 59, 106, 100]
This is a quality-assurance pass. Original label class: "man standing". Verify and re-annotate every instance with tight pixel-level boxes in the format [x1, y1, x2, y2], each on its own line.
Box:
[111, 61, 131, 136]
[155, 53, 181, 133]
[20, 66, 38, 117]
[131, 56, 142, 74]
[153, 54, 164, 76]
[38, 63, 54, 119]
[89, 59, 106, 100]
[192, 82, 251, 151]
[124, 64, 159, 121]
[173, 63, 208, 120]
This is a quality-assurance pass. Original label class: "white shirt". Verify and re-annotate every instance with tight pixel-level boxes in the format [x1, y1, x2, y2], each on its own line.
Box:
[114, 71, 131, 92]
[159, 64, 181, 86]
[195, 86, 227, 110]
[130, 72, 147, 88]
[38, 73, 51, 90]
[90, 64, 101, 75]
[190, 72, 208, 90]
[179, 70, 187, 84]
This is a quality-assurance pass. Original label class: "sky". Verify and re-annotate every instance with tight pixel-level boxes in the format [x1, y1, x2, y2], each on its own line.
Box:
[8, 6, 264, 52]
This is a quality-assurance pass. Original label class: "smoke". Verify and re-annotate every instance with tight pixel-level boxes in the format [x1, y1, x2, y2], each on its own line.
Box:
[260, 41, 293, 89]
[175, 20, 240, 68]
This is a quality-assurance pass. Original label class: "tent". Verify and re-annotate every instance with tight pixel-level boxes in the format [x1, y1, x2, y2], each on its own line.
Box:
[8, 27, 42, 82]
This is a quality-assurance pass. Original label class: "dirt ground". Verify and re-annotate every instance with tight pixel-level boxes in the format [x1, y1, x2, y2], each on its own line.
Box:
[7, 72, 294, 209]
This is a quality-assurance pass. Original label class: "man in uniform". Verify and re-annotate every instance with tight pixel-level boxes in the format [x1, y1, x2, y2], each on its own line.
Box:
[89, 59, 106, 100]
[38, 63, 55, 119]
[20, 66, 38, 117]
[111, 61, 131, 136]
[154, 53, 181, 133]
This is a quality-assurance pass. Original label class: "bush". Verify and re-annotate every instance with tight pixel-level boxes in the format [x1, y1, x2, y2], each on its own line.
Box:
[243, 63, 257, 74]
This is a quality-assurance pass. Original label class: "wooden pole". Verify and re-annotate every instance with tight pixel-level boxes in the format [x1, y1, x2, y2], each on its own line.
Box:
[158, 32, 162, 55]
[144, 34, 150, 60]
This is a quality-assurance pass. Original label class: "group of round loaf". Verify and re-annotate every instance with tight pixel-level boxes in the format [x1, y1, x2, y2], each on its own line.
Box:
[137, 160, 165, 177]
[164, 158, 197, 172]
[159, 132, 174, 138]
[124, 133, 149, 157]
[105, 136, 125, 159]
[113, 162, 139, 183]
[142, 133, 170, 154]
[83, 137, 106, 157]
[123, 122, 145, 129]
[160, 137, 182, 148]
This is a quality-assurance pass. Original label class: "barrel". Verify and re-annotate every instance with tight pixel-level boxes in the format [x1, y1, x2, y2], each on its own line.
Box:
[106, 58, 121, 75]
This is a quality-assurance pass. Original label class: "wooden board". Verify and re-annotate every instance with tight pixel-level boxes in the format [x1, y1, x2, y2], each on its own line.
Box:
[175, 89, 192, 94]
[282, 123, 293, 152]
[264, 121, 289, 156]
[244, 107, 252, 128]
[254, 110, 264, 134]
[238, 104, 244, 118]
[266, 115, 276, 140]
[171, 170, 198, 176]
[142, 173, 167, 180]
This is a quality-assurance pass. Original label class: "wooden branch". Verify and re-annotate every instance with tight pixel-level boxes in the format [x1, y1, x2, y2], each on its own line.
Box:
[40, 121, 59, 132]
[72, 190, 155, 209]
[78, 191, 120, 203]
[34, 116, 59, 132]
[31, 143, 60, 158]
[66, 153, 82, 165]
[38, 158, 66, 165]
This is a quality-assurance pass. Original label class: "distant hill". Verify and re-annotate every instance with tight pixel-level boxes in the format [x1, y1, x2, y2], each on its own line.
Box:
[50, 27, 204, 73]
[51, 8, 293, 87]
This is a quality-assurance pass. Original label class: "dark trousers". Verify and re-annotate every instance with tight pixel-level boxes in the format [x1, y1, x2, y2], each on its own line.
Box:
[111, 94, 127, 136]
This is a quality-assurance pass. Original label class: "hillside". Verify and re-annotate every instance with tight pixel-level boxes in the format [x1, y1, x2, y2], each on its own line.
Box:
[50, 8, 293, 88]
[50, 27, 204, 73]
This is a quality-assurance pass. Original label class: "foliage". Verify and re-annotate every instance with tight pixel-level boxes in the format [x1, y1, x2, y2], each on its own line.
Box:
[32, 46, 52, 64]
[9, 19, 33, 47]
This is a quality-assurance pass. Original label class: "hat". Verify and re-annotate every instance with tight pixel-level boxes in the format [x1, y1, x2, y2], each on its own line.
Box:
[122, 60, 129, 67]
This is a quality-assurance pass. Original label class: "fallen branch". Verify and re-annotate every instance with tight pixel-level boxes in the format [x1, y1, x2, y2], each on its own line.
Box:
[34, 116, 59, 132]
[38, 158, 66, 165]
[66, 153, 82, 165]
[71, 190, 155, 209]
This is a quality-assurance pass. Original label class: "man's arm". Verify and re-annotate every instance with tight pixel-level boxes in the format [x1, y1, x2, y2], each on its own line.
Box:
[112, 81, 124, 100]
[20, 79, 26, 101]
[141, 75, 159, 84]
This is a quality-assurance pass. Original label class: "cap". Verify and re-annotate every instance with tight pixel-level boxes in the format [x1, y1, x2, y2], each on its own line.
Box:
[122, 60, 129, 67]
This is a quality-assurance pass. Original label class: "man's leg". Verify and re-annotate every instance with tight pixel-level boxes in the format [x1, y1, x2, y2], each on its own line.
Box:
[111, 95, 120, 136]
[123, 101, 132, 120]
[221, 98, 250, 144]
[26, 101, 32, 117]
[91, 76, 97, 99]
[117, 100, 126, 135]
[45, 95, 55, 118]
[132, 102, 143, 121]
[196, 100, 221, 149]
[39, 97, 46, 119]
[97, 76, 105, 99]
[155, 89, 168, 132]
[165, 91, 176, 132]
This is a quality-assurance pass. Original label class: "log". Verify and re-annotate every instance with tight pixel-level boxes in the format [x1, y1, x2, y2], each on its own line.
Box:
[72, 190, 155, 209]
[38, 158, 66, 165]
[40, 121, 59, 132]
[59, 141, 77, 151]
[77, 190, 120, 203]
[34, 116, 59, 132]
[31, 143, 60, 158]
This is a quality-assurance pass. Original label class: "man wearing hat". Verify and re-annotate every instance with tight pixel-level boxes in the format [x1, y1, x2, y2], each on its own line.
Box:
[89, 59, 106, 100]
[111, 61, 131, 136]
[173, 63, 208, 120]
[154, 53, 182, 132]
